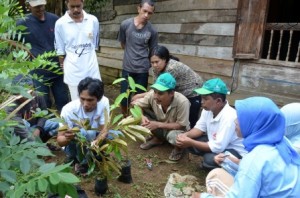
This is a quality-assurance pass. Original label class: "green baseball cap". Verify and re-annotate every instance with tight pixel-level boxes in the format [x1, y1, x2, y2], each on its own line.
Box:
[194, 78, 229, 95]
[151, 73, 176, 92]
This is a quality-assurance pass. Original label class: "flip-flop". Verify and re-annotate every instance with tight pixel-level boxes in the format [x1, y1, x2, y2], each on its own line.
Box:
[140, 140, 163, 150]
[169, 148, 184, 161]
[145, 135, 153, 141]
[46, 143, 61, 151]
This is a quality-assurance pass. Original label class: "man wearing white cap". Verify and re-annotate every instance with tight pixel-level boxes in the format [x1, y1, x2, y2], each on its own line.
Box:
[17, 0, 69, 112]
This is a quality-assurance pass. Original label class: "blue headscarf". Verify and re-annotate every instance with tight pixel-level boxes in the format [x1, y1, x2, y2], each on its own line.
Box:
[235, 97, 300, 165]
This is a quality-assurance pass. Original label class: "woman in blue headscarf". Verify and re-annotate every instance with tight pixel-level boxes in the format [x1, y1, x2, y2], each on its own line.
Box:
[193, 97, 300, 198]
[281, 103, 300, 154]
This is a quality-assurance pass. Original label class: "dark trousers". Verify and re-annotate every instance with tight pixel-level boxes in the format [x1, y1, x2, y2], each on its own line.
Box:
[188, 135, 242, 170]
[120, 70, 148, 107]
[188, 95, 201, 128]
[32, 72, 69, 112]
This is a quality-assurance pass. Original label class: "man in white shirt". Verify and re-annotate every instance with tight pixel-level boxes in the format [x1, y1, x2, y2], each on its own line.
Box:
[176, 78, 247, 169]
[55, 0, 101, 100]
[57, 77, 109, 170]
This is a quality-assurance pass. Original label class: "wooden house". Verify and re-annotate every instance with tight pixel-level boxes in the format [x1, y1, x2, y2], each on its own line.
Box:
[96, 0, 300, 106]
[19, 0, 298, 106]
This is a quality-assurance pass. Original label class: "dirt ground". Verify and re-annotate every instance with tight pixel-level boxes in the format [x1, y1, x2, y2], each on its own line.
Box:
[51, 84, 208, 198]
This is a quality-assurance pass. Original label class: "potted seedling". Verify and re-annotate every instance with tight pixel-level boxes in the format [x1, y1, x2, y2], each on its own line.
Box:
[54, 76, 151, 195]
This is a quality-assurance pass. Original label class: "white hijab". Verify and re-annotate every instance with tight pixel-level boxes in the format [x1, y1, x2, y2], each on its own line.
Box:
[281, 103, 300, 154]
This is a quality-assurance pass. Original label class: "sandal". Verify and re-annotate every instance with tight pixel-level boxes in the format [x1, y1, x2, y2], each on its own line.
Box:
[169, 148, 184, 161]
[140, 139, 163, 150]
[145, 135, 153, 141]
[46, 143, 61, 151]
[74, 163, 88, 177]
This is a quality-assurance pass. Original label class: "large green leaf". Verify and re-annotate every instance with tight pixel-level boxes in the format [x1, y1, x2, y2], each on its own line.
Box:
[57, 172, 80, 184]
[130, 105, 142, 119]
[111, 138, 127, 146]
[9, 134, 20, 146]
[41, 162, 71, 175]
[135, 84, 147, 92]
[128, 76, 136, 91]
[10, 184, 25, 198]
[114, 92, 128, 106]
[20, 157, 31, 174]
[39, 162, 56, 173]
[49, 173, 60, 185]
[34, 146, 54, 156]
[120, 130, 136, 141]
[26, 180, 36, 195]
[58, 183, 78, 198]
[37, 178, 48, 192]
[65, 184, 79, 198]
[1, 161, 11, 170]
[0, 181, 10, 192]
[112, 77, 126, 84]
[0, 170, 16, 183]
[125, 126, 146, 143]
[112, 114, 123, 125]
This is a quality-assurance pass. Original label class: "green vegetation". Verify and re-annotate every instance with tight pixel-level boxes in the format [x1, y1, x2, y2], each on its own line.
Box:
[0, 1, 80, 197]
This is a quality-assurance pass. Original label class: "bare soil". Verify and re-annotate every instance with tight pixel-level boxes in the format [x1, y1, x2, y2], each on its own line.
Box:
[51, 84, 208, 198]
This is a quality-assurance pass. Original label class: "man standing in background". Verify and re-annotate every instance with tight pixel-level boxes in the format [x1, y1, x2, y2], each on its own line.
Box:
[118, 0, 158, 115]
[17, 0, 69, 112]
[55, 0, 101, 101]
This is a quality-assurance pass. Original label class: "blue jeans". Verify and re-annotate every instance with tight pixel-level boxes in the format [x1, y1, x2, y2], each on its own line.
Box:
[31, 70, 70, 112]
[120, 70, 148, 107]
[64, 129, 123, 164]
[23, 119, 59, 141]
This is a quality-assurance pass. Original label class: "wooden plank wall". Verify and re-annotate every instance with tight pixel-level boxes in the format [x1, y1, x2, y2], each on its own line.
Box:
[98, 0, 237, 86]
[231, 60, 300, 106]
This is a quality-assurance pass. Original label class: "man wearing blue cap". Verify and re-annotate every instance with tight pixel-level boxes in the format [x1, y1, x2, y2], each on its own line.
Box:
[176, 78, 247, 169]
[132, 72, 190, 161]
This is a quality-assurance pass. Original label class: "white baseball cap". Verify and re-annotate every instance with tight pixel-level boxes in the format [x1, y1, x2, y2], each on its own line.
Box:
[26, 0, 46, 7]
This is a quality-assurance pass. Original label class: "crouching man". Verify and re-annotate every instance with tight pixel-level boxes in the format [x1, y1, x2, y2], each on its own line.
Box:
[57, 77, 111, 174]
[132, 72, 190, 161]
[176, 78, 247, 169]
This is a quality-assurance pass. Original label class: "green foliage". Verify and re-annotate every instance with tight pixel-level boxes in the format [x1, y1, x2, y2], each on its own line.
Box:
[112, 76, 147, 113]
[0, 0, 62, 104]
[0, 120, 80, 198]
[173, 182, 187, 192]
[0, 1, 80, 197]
[84, 0, 110, 13]
[55, 77, 151, 180]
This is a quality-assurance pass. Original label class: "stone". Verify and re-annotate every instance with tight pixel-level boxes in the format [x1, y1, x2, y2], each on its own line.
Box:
[164, 173, 206, 198]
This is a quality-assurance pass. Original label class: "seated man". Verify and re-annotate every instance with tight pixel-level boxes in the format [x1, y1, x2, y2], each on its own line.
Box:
[176, 78, 247, 169]
[57, 77, 110, 170]
[132, 72, 190, 161]
[6, 75, 59, 147]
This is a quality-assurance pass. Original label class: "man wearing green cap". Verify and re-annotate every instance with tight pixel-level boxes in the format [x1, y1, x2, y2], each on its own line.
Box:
[176, 78, 247, 169]
[132, 72, 190, 161]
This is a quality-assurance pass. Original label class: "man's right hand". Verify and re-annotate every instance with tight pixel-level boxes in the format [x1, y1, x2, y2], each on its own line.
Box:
[141, 115, 150, 125]
[176, 133, 192, 148]
[63, 131, 76, 141]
